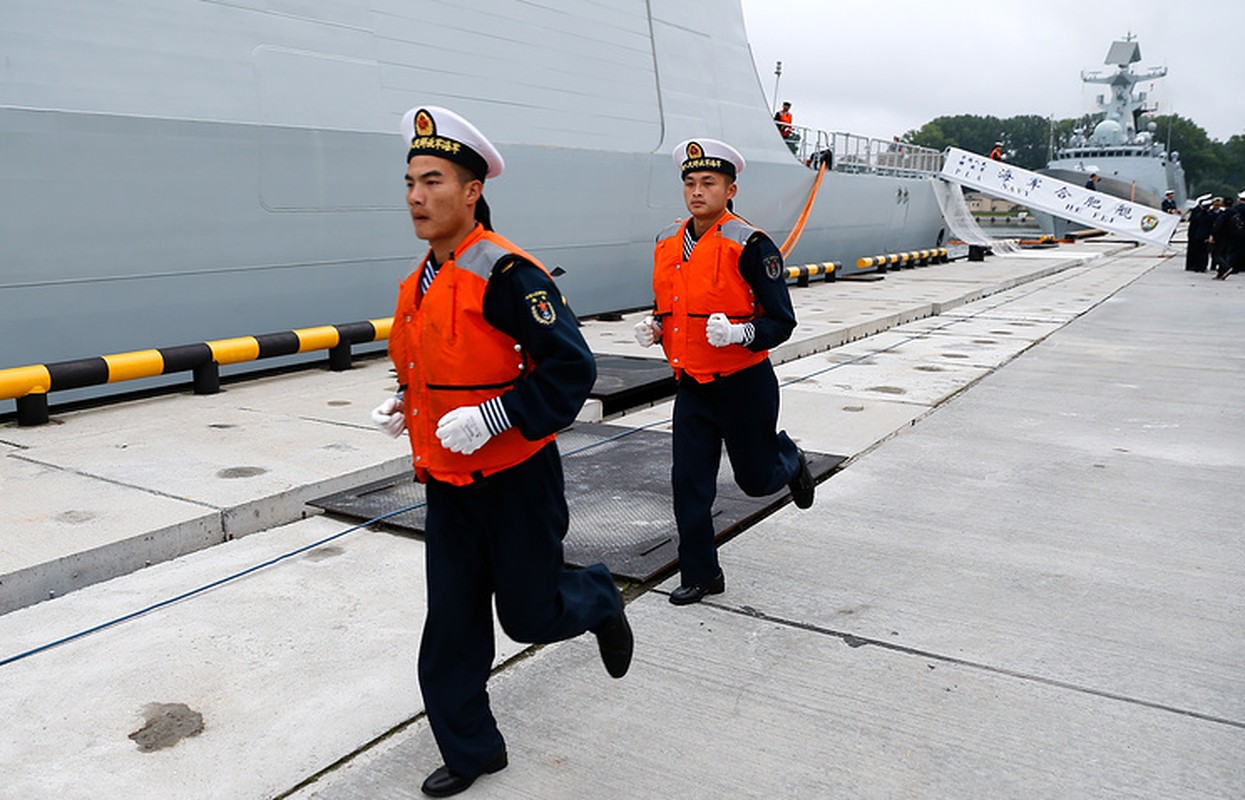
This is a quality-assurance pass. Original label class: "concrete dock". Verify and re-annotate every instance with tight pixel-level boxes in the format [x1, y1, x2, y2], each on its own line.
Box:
[1, 237, 1242, 799]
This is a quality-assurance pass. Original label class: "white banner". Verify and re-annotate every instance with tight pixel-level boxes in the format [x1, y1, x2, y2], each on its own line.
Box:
[939, 147, 1179, 250]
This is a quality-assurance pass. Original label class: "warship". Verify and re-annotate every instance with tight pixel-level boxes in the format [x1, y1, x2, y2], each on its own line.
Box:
[1038, 35, 1188, 237]
[0, 0, 947, 407]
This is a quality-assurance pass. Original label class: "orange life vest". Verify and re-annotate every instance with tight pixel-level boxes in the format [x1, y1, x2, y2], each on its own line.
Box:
[776, 110, 793, 137]
[388, 224, 555, 485]
[653, 212, 769, 383]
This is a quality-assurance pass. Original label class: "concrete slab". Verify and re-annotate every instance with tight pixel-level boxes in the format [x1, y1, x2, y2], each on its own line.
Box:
[682, 271, 1245, 725]
[286, 242, 1244, 800]
[0, 456, 219, 613]
[775, 340, 994, 407]
[942, 252, 1168, 324]
[0, 360, 414, 609]
[579, 246, 1106, 367]
[4, 240, 1243, 800]
[288, 596, 1244, 800]
[0, 515, 530, 800]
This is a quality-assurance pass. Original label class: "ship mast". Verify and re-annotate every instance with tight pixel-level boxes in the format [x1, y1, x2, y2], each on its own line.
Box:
[1079, 33, 1166, 145]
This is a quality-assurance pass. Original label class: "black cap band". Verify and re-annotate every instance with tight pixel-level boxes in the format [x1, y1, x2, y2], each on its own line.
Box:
[681, 156, 736, 180]
[407, 136, 489, 181]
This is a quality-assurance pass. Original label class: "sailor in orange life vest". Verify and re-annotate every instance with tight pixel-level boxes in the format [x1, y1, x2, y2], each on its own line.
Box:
[371, 106, 633, 798]
[633, 138, 816, 606]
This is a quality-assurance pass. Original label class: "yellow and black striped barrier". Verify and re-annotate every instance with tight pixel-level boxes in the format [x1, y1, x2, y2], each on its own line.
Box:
[785, 261, 840, 286]
[856, 248, 948, 272]
[1, 319, 392, 426]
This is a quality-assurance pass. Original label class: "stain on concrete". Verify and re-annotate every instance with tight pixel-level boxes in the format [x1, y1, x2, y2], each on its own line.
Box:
[866, 385, 906, 395]
[304, 545, 345, 562]
[842, 405, 865, 412]
[217, 466, 267, 479]
[327, 400, 351, 407]
[208, 423, 237, 429]
[55, 510, 95, 524]
[913, 365, 944, 372]
[129, 702, 204, 752]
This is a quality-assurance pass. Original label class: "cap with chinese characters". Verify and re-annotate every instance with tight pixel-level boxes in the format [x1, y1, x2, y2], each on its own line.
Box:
[401, 106, 504, 180]
[673, 138, 745, 180]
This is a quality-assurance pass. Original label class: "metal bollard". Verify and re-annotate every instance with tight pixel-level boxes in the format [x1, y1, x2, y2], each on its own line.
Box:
[193, 362, 220, 394]
[16, 394, 50, 427]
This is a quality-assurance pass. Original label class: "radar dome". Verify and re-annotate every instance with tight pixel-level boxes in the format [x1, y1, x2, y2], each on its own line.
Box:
[1147, 121, 1158, 133]
[1090, 119, 1124, 146]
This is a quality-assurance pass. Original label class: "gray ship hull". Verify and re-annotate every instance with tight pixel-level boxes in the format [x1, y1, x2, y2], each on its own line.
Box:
[1, 0, 945, 390]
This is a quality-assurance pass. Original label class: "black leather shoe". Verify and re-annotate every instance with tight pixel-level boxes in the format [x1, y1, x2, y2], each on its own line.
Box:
[789, 448, 815, 509]
[421, 750, 508, 798]
[594, 593, 634, 679]
[669, 571, 725, 605]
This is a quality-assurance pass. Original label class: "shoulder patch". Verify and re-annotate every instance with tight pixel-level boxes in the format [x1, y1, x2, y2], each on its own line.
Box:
[763, 253, 784, 281]
[526, 289, 557, 326]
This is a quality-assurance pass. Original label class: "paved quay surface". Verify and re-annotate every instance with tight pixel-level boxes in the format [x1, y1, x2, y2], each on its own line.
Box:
[1, 238, 1242, 799]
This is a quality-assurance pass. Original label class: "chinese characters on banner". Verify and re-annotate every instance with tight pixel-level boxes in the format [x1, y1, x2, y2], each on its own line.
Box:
[938, 147, 1179, 250]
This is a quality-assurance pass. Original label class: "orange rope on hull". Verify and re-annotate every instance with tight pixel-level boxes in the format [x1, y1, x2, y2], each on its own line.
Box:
[779, 159, 828, 258]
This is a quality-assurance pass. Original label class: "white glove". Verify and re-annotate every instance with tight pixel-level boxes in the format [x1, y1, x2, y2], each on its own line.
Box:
[705, 312, 747, 347]
[633, 315, 661, 347]
[370, 394, 406, 438]
[435, 405, 492, 455]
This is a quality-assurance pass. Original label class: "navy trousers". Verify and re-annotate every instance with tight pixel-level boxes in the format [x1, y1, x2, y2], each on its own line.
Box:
[419, 442, 619, 778]
[671, 359, 801, 586]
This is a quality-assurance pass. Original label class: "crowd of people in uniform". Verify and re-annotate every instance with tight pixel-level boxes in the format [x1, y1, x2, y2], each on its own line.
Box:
[1185, 190, 1245, 280]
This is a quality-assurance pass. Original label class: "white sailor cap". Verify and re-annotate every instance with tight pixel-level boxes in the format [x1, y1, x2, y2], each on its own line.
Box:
[673, 138, 745, 179]
[1238, 189, 1245, 201]
[1197, 193, 1212, 206]
[401, 106, 504, 180]
[1165, 189, 1174, 195]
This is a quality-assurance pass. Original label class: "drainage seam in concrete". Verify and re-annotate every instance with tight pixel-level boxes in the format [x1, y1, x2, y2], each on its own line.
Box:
[682, 599, 1245, 731]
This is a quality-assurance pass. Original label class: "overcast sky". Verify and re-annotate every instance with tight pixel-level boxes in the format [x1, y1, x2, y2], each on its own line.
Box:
[740, 1, 1245, 145]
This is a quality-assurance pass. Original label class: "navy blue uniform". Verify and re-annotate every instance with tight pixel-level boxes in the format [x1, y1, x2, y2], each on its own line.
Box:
[418, 256, 619, 777]
[1211, 206, 1239, 278]
[1187, 206, 1211, 272]
[672, 232, 802, 586]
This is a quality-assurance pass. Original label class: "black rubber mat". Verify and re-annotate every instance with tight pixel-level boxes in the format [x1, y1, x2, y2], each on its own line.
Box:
[309, 423, 846, 582]
[589, 355, 675, 416]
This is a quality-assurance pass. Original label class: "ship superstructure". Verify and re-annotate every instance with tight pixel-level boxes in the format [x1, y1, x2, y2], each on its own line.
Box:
[1039, 36, 1187, 235]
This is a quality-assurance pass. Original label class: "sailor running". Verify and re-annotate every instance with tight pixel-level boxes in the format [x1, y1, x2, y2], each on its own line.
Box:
[372, 105, 633, 798]
[634, 138, 815, 606]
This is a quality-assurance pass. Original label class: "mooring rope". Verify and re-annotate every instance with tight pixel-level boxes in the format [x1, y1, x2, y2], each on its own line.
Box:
[778, 159, 828, 258]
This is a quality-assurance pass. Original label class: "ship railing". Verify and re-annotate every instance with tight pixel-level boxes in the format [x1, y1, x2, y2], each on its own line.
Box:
[781, 125, 943, 177]
[1054, 143, 1174, 160]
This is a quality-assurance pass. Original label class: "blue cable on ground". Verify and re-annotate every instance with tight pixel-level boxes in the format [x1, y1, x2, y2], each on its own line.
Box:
[0, 419, 674, 669]
[0, 505, 419, 668]
[4, 274, 1070, 671]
